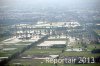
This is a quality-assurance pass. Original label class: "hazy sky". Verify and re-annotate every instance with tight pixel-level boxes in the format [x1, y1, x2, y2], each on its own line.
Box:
[0, 0, 100, 9]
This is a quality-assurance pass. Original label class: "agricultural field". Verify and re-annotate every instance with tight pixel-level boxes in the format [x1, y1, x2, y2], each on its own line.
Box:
[0, 22, 100, 66]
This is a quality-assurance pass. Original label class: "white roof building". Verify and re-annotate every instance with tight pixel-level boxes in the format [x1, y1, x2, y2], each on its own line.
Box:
[37, 41, 66, 47]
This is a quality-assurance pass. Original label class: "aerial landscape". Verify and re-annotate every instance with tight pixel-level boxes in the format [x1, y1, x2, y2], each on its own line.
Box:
[0, 0, 100, 66]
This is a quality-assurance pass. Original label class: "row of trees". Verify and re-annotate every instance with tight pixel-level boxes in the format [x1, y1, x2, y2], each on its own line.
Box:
[0, 35, 49, 66]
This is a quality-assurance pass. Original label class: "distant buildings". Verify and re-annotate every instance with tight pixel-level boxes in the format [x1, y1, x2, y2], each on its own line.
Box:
[11, 21, 81, 40]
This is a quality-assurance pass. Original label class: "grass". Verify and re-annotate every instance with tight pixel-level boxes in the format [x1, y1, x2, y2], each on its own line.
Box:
[22, 48, 63, 55]
[87, 44, 100, 50]
[0, 51, 11, 57]
[61, 51, 100, 58]
[7, 47, 100, 66]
